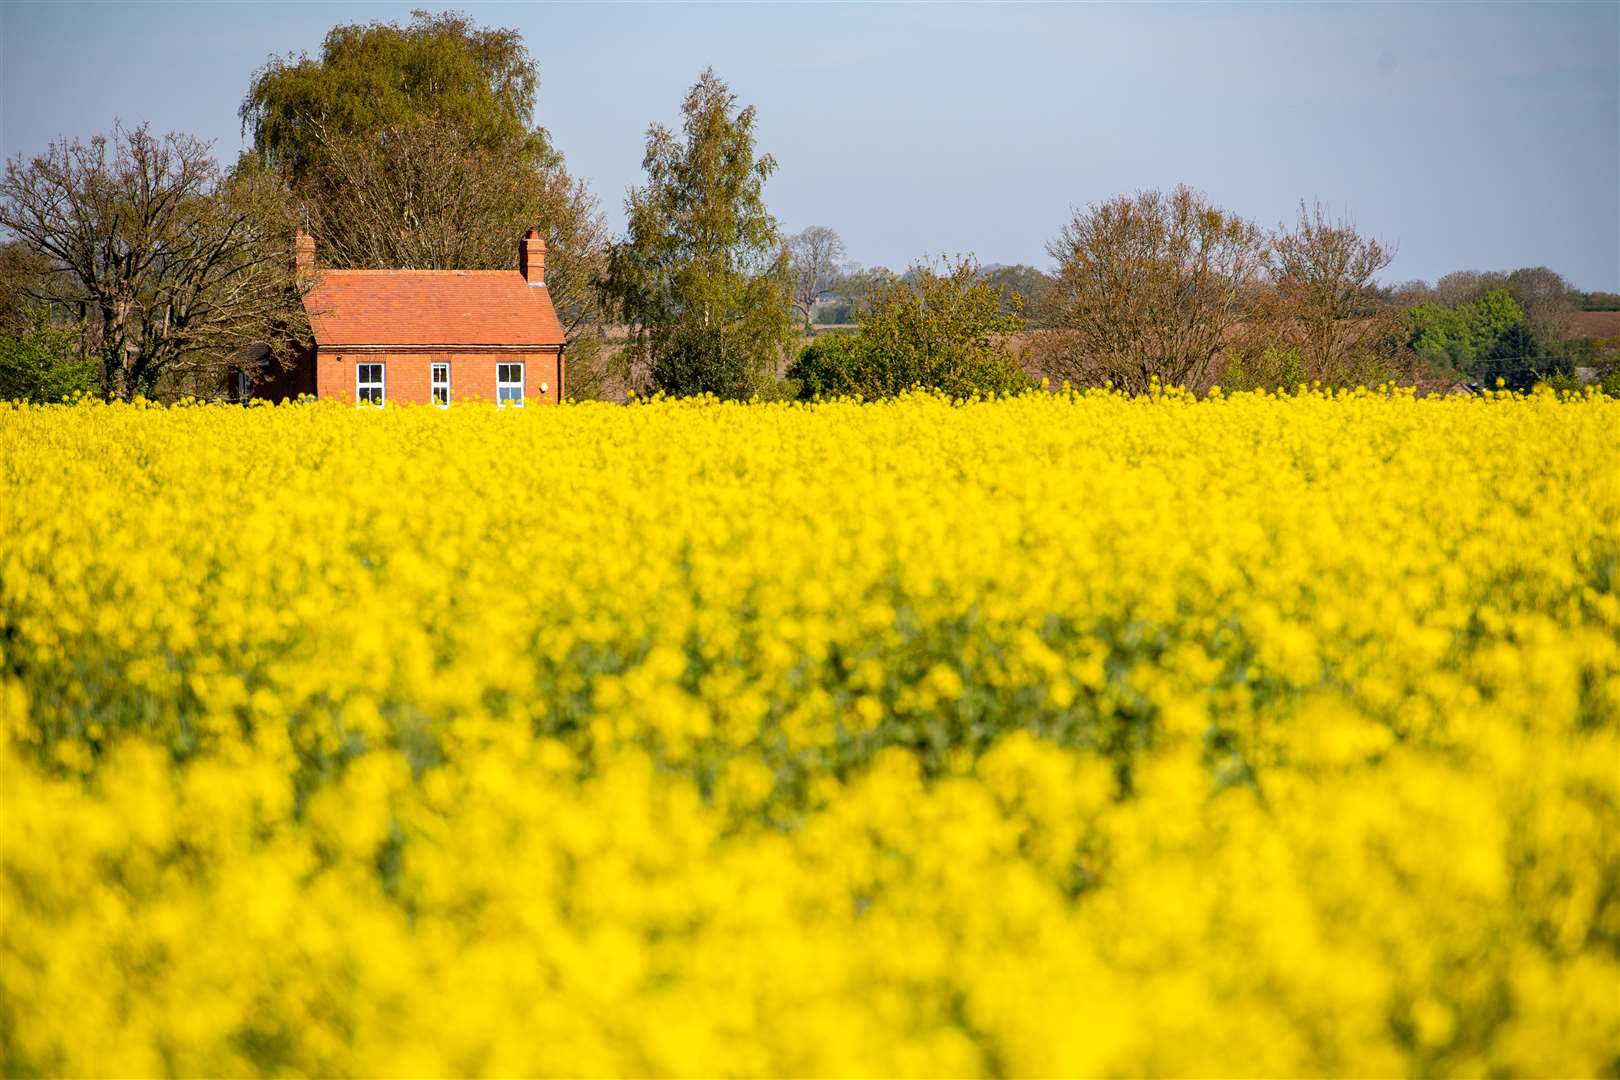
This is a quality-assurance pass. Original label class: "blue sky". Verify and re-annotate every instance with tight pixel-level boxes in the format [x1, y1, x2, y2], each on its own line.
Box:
[2, 1, 1616, 288]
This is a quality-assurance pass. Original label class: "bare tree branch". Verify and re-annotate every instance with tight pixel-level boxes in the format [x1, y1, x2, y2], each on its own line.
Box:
[786, 226, 847, 329]
[1044, 186, 1264, 392]
[1, 124, 310, 399]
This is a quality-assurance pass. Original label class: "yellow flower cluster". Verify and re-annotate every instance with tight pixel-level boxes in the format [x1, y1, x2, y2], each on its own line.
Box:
[2, 388, 1617, 1077]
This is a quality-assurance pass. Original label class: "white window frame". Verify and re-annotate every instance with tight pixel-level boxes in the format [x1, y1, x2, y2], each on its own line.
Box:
[356, 362, 386, 406]
[431, 362, 451, 408]
[497, 361, 525, 408]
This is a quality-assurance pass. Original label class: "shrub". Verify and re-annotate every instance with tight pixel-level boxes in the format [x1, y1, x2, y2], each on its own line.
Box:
[0, 314, 97, 403]
[1220, 346, 1307, 392]
[649, 322, 762, 400]
[787, 334, 879, 398]
[789, 256, 1033, 400]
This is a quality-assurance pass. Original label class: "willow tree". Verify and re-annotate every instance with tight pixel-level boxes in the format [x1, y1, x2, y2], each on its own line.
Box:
[241, 11, 552, 183]
[603, 69, 793, 399]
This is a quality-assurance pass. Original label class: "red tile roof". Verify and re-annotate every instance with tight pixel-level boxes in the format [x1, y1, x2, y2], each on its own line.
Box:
[303, 270, 565, 347]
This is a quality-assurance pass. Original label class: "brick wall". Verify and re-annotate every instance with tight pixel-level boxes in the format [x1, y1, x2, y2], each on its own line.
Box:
[313, 349, 564, 406]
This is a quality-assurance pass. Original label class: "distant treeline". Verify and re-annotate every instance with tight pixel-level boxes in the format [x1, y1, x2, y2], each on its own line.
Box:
[2, 10, 1615, 404]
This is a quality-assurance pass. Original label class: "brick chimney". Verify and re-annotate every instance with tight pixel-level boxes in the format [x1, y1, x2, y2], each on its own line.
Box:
[294, 227, 315, 279]
[520, 228, 546, 285]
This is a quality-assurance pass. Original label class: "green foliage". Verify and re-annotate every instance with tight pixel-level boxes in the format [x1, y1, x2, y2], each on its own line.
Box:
[603, 69, 793, 399]
[832, 267, 898, 310]
[1406, 290, 1530, 372]
[1404, 287, 1585, 391]
[788, 256, 1032, 400]
[1470, 290, 1527, 343]
[1220, 346, 1307, 392]
[1533, 372, 1584, 394]
[240, 11, 553, 182]
[1548, 335, 1603, 368]
[649, 322, 776, 400]
[814, 298, 855, 325]
[983, 264, 1055, 325]
[787, 335, 878, 398]
[1405, 302, 1468, 368]
[0, 312, 96, 403]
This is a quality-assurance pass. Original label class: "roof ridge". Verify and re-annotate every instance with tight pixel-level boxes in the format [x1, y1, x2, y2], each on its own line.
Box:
[318, 268, 524, 275]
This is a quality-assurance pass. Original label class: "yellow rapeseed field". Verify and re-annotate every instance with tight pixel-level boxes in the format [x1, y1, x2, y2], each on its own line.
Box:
[2, 388, 1618, 1077]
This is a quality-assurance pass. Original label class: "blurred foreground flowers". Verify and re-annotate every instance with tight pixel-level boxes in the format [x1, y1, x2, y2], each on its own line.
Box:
[2, 388, 1617, 1076]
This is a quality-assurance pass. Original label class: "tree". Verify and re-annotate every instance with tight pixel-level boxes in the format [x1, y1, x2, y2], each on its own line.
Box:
[832, 266, 897, 309]
[1505, 266, 1577, 343]
[0, 124, 307, 400]
[787, 255, 1030, 400]
[0, 241, 56, 336]
[1386, 279, 1435, 306]
[1405, 288, 1545, 383]
[1433, 270, 1507, 308]
[603, 69, 793, 399]
[786, 226, 847, 329]
[1045, 186, 1265, 392]
[241, 12, 611, 393]
[240, 10, 553, 183]
[983, 265, 1056, 326]
[1258, 202, 1400, 385]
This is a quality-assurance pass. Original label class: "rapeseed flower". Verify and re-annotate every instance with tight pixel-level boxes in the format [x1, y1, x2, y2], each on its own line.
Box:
[1, 388, 1616, 1076]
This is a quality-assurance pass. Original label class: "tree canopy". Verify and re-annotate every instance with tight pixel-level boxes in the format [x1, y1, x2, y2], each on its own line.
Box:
[1045, 186, 1265, 392]
[603, 69, 793, 399]
[240, 10, 553, 183]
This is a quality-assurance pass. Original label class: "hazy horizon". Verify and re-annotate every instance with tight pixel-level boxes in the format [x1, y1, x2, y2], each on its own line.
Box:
[3, 0, 1616, 289]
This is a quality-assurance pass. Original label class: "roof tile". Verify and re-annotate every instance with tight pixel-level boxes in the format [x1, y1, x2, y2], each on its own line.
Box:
[303, 270, 565, 347]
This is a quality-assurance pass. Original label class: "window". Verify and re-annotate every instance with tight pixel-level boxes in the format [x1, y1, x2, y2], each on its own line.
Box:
[497, 362, 524, 407]
[432, 362, 451, 407]
[356, 362, 385, 406]
[235, 370, 252, 403]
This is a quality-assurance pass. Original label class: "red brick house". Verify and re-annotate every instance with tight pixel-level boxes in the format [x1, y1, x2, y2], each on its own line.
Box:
[250, 229, 566, 406]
